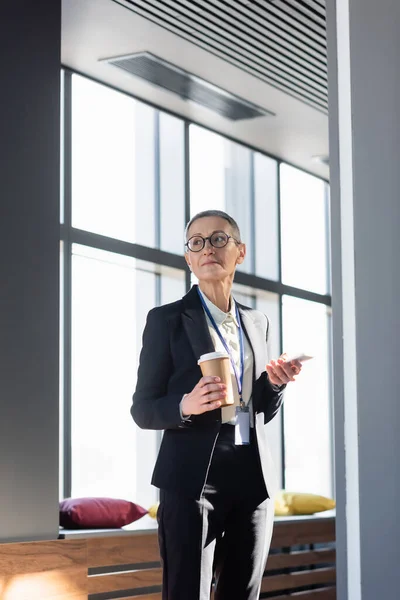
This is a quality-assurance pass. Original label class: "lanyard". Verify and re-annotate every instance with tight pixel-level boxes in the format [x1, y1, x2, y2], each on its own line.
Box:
[197, 288, 245, 406]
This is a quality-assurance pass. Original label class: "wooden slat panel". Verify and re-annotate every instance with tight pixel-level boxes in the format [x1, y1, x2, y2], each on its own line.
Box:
[271, 518, 335, 548]
[87, 533, 160, 568]
[88, 567, 162, 594]
[292, 589, 336, 599]
[266, 548, 336, 570]
[265, 588, 336, 600]
[118, 595, 162, 600]
[0, 539, 87, 599]
[261, 567, 336, 593]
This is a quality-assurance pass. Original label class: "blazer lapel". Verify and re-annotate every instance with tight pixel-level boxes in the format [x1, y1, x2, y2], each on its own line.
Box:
[182, 285, 215, 361]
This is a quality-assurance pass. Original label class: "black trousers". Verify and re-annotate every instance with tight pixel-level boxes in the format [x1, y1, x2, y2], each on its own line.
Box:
[157, 424, 274, 600]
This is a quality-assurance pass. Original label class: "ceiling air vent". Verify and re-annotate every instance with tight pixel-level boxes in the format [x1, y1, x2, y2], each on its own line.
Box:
[102, 52, 275, 121]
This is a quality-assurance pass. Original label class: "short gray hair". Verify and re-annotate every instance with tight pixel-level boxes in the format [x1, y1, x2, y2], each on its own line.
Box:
[184, 210, 241, 245]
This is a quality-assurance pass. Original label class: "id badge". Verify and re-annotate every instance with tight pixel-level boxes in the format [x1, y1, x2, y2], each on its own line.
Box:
[235, 405, 250, 445]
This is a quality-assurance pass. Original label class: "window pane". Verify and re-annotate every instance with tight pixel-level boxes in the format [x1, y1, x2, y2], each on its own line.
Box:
[232, 282, 255, 307]
[282, 295, 333, 497]
[60, 70, 65, 225]
[59, 242, 64, 499]
[255, 291, 282, 489]
[70, 244, 185, 509]
[280, 164, 329, 294]
[189, 125, 253, 273]
[159, 113, 185, 255]
[71, 75, 157, 246]
[160, 266, 186, 305]
[72, 75, 136, 241]
[134, 103, 157, 248]
[254, 153, 279, 281]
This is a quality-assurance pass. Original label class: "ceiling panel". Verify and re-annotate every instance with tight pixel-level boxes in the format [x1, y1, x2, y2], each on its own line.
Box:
[62, 0, 330, 178]
[112, 0, 328, 112]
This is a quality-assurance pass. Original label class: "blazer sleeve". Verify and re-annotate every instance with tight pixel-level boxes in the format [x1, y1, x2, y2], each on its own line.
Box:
[253, 314, 286, 424]
[131, 308, 185, 430]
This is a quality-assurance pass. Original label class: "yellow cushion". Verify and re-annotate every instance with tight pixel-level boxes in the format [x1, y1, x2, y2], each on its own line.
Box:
[148, 503, 159, 519]
[274, 491, 335, 516]
[149, 493, 334, 520]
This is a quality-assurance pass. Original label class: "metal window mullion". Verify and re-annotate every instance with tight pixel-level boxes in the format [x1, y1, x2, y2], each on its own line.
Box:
[277, 160, 283, 285]
[154, 110, 161, 249]
[67, 225, 332, 305]
[184, 121, 191, 293]
[249, 151, 256, 275]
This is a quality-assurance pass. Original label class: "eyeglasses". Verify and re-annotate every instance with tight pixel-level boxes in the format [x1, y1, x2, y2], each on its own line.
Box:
[185, 231, 240, 252]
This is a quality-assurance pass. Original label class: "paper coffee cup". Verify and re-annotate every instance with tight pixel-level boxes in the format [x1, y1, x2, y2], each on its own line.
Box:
[198, 351, 234, 407]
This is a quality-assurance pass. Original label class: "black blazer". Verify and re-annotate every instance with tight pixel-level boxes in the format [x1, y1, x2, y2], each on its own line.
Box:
[131, 285, 285, 499]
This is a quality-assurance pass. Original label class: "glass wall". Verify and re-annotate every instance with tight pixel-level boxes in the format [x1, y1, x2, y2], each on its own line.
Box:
[189, 125, 280, 278]
[280, 163, 330, 295]
[71, 75, 185, 252]
[60, 71, 332, 505]
[282, 296, 332, 496]
[70, 244, 185, 506]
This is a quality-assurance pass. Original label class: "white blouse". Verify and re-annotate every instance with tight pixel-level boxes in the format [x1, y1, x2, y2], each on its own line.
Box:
[199, 290, 254, 426]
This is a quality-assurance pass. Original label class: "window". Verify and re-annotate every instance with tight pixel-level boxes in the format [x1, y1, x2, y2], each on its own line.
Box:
[159, 112, 185, 255]
[61, 70, 333, 508]
[71, 74, 185, 253]
[280, 164, 329, 295]
[70, 244, 185, 507]
[282, 295, 333, 497]
[254, 153, 279, 281]
[71, 76, 139, 243]
[189, 125, 253, 273]
[255, 291, 283, 488]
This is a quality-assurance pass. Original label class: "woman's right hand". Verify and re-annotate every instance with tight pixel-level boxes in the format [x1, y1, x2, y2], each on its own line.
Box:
[181, 376, 227, 416]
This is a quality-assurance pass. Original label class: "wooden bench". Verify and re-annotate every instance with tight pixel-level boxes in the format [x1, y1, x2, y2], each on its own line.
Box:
[0, 515, 335, 599]
[262, 515, 336, 599]
[60, 513, 336, 600]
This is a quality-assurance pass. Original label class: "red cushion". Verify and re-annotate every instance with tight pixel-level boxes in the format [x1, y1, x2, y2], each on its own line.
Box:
[59, 497, 148, 529]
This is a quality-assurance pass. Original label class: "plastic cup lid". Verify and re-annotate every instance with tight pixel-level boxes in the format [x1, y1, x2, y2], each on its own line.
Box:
[198, 351, 229, 364]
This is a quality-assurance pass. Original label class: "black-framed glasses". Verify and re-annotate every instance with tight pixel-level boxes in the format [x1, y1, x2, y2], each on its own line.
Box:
[185, 231, 240, 252]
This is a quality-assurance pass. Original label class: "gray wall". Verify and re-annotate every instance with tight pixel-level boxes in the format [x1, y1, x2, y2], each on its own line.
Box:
[0, 2, 61, 541]
[326, 0, 400, 597]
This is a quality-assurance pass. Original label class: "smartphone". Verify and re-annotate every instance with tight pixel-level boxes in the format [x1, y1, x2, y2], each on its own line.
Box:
[285, 352, 314, 363]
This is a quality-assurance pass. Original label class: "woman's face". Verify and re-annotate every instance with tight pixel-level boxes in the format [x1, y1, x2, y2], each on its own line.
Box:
[184, 216, 246, 283]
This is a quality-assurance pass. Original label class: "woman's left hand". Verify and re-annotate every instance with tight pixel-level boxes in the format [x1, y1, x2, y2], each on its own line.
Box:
[266, 353, 303, 386]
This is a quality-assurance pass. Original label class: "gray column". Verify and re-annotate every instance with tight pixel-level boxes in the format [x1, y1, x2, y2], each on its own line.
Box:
[326, 1, 400, 598]
[0, 2, 61, 541]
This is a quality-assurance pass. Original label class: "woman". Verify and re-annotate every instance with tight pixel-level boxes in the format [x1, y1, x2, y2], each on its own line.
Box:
[131, 210, 302, 600]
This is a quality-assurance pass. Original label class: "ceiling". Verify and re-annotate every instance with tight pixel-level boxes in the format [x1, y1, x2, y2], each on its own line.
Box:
[62, 0, 329, 179]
